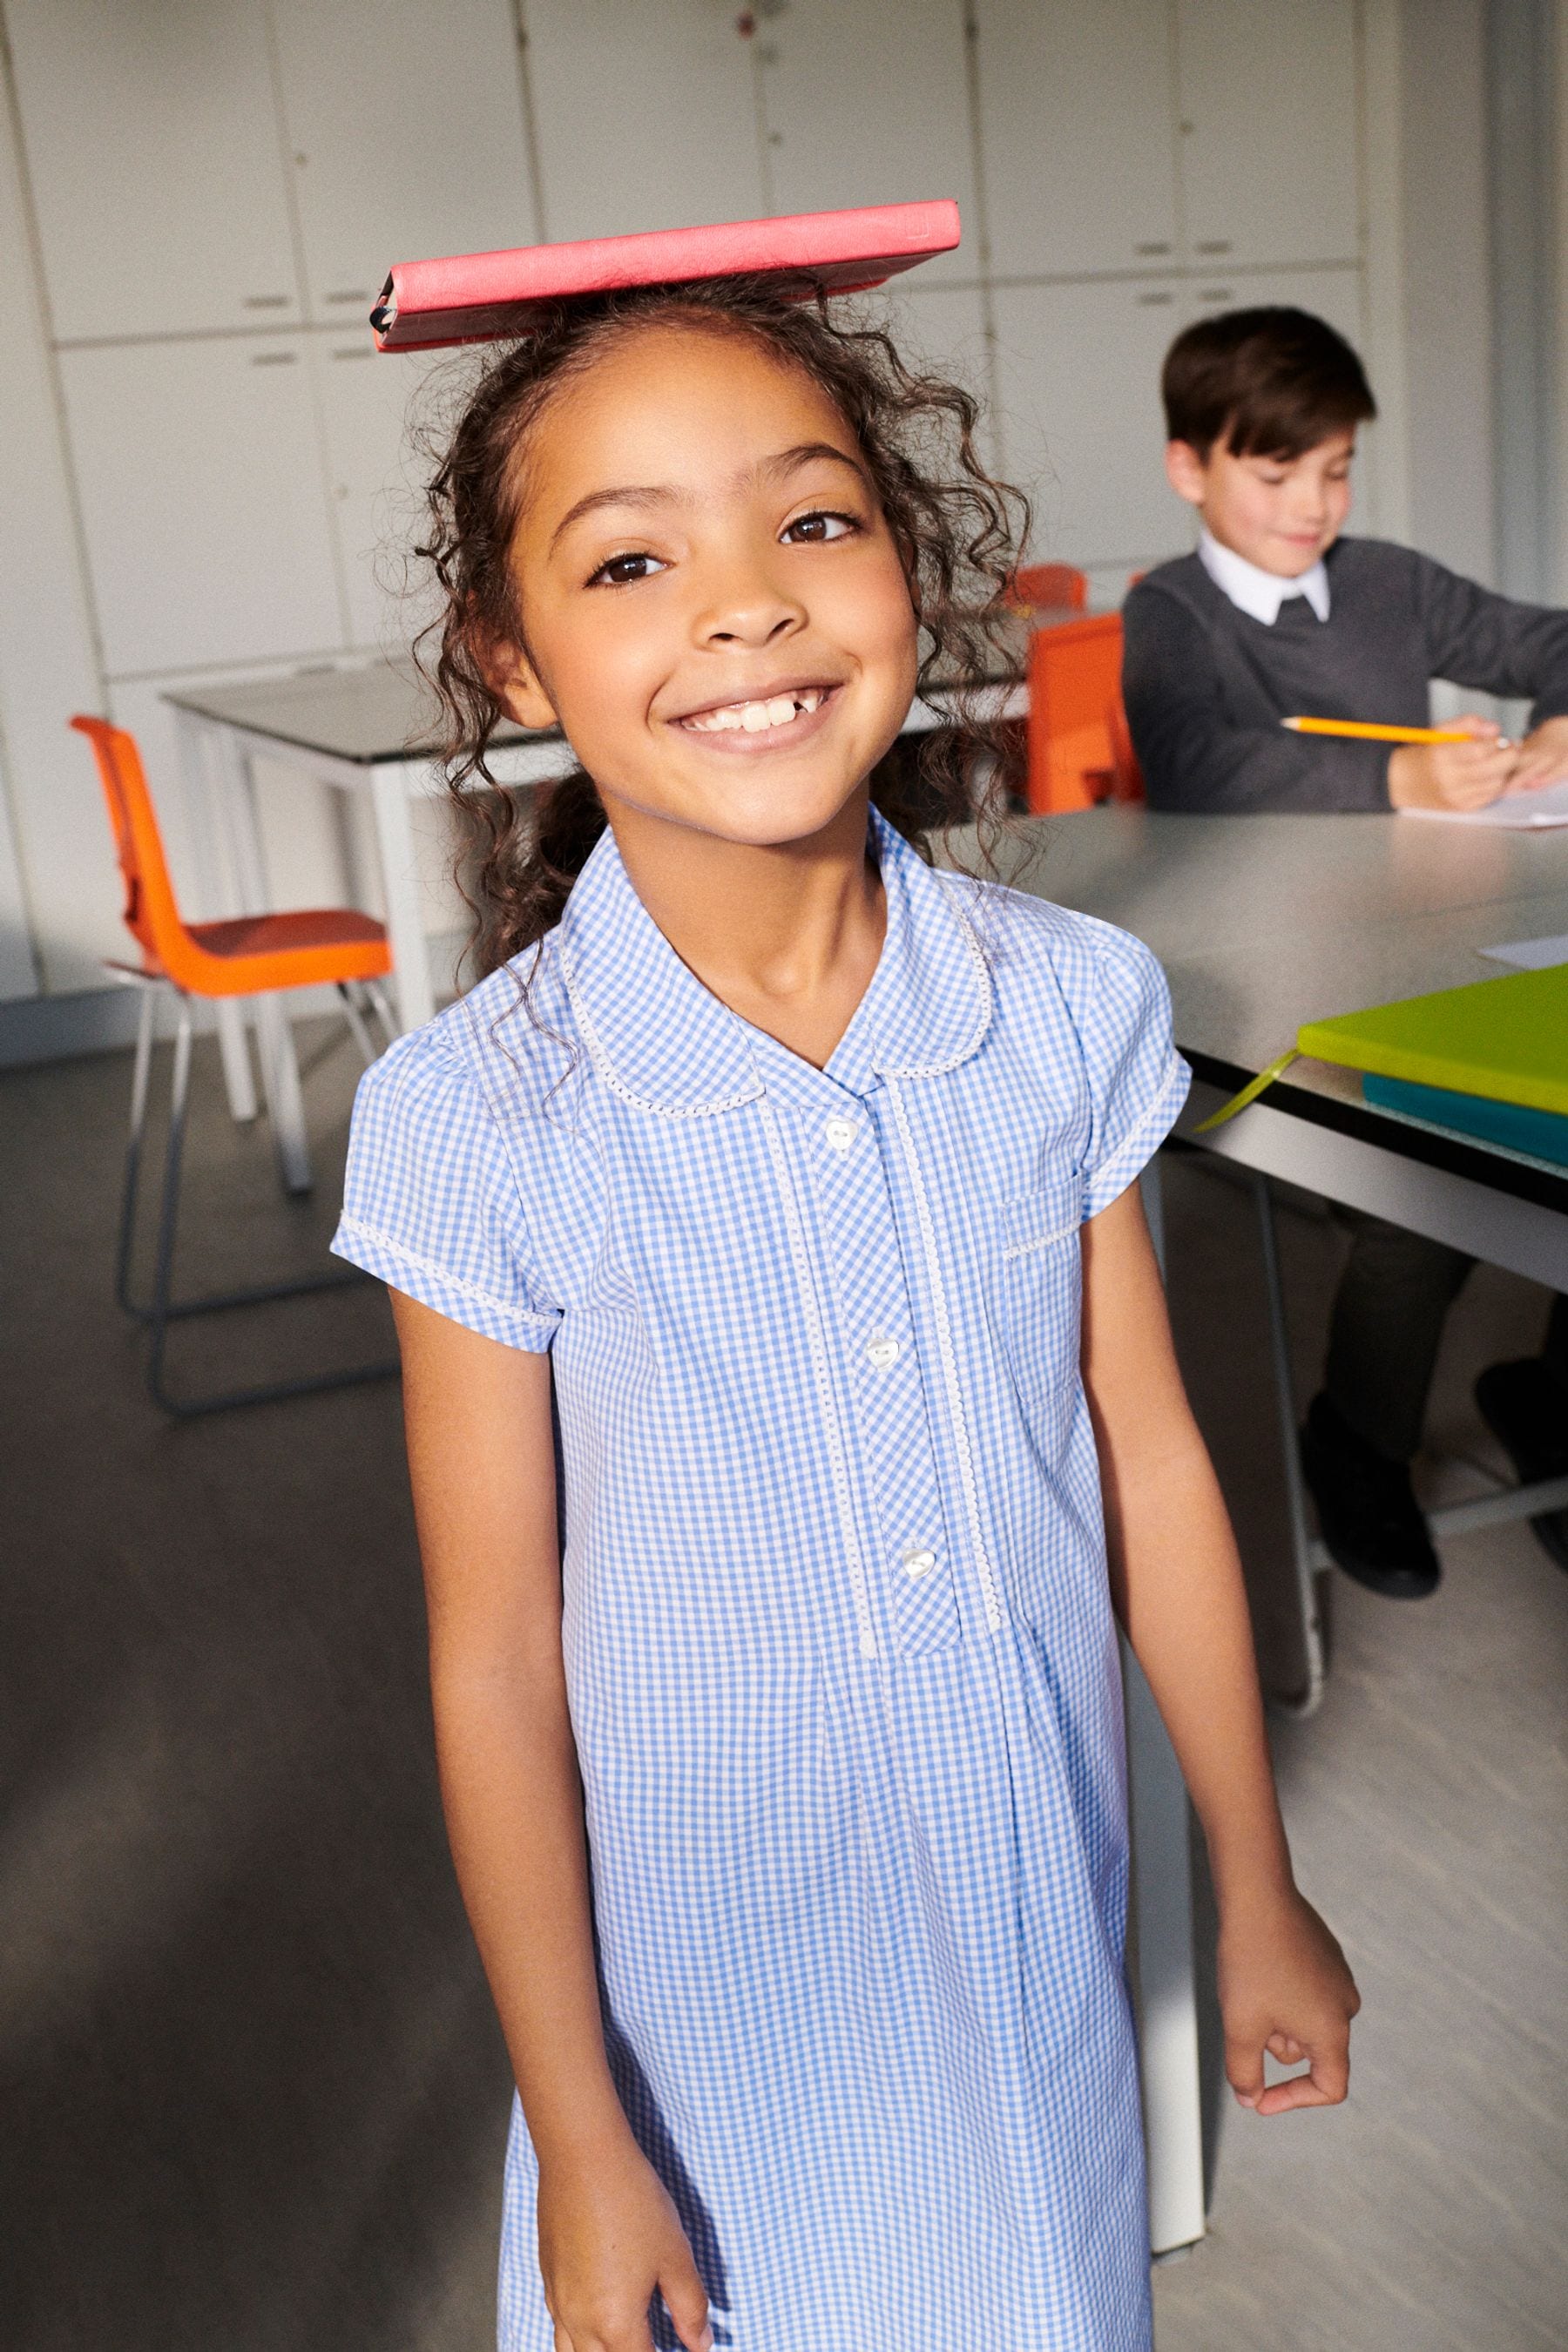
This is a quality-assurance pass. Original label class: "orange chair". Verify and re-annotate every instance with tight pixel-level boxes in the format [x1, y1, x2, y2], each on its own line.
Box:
[1005, 561, 1089, 615]
[1023, 613, 1145, 814]
[71, 714, 398, 1415]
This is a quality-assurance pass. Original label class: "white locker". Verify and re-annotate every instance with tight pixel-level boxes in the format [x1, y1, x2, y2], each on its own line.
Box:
[991, 278, 1187, 567]
[1175, 0, 1360, 268]
[313, 337, 448, 653]
[3, 0, 300, 341]
[756, 0, 978, 284]
[270, 0, 537, 325]
[522, 0, 766, 242]
[973, 0, 1180, 278]
[59, 338, 346, 678]
[861, 283, 997, 471]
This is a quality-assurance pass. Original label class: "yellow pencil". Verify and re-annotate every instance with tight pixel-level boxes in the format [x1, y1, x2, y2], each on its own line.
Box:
[1281, 716, 1476, 745]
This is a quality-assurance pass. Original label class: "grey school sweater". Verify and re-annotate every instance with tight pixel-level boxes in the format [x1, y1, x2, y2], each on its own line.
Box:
[1121, 537, 1568, 812]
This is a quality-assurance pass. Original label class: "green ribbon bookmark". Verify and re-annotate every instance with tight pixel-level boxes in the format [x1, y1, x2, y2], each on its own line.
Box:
[1193, 1046, 1301, 1133]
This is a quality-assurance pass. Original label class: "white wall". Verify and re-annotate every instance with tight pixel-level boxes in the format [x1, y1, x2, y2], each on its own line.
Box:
[1398, 0, 1497, 585]
[0, 0, 1494, 1051]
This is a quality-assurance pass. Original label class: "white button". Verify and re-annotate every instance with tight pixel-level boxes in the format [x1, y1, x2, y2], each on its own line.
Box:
[824, 1116, 857, 1153]
[902, 1545, 937, 1578]
[858, 1631, 878, 1658]
[865, 1335, 900, 1371]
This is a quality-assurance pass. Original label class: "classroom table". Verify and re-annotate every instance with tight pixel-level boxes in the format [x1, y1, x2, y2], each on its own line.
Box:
[165, 659, 1024, 1190]
[1013, 804, 1568, 1684]
[1001, 805, 1568, 2255]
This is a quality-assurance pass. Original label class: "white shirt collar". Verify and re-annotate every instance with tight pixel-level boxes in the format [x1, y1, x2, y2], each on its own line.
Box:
[1199, 528, 1330, 625]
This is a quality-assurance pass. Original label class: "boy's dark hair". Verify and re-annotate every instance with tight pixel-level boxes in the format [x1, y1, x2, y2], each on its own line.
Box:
[1161, 306, 1375, 460]
[413, 278, 1029, 980]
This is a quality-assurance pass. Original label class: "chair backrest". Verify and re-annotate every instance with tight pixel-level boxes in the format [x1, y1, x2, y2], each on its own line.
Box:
[70, 715, 188, 969]
[1024, 614, 1145, 814]
[1007, 561, 1089, 614]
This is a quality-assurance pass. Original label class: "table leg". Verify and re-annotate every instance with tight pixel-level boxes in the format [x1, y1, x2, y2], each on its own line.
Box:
[211, 727, 314, 1194]
[1130, 1155, 1206, 2254]
[172, 713, 257, 1123]
[368, 761, 436, 1031]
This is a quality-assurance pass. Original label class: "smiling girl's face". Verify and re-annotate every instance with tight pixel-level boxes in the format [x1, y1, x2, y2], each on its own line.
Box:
[492, 321, 921, 851]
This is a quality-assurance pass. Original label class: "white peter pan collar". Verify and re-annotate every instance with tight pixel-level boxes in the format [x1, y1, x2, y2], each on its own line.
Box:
[1199, 528, 1331, 625]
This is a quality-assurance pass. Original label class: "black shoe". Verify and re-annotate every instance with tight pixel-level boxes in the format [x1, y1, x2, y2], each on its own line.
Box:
[1475, 1358, 1568, 1574]
[1299, 1393, 1441, 1598]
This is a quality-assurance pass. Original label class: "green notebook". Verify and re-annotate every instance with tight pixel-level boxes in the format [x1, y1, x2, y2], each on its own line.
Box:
[1296, 963, 1568, 1117]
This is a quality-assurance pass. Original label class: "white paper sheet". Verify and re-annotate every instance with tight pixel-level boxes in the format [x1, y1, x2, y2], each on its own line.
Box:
[1401, 777, 1568, 828]
[1478, 932, 1568, 969]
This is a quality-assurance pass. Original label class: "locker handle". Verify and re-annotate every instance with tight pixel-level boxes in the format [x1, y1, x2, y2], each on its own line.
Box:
[332, 347, 373, 362]
[1194, 240, 1233, 255]
[250, 350, 299, 367]
[325, 291, 370, 304]
[243, 294, 291, 309]
[1137, 292, 1174, 306]
[1134, 242, 1172, 256]
[1199, 288, 1234, 303]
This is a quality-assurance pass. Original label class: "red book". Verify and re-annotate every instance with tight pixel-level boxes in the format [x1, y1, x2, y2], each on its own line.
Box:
[370, 200, 961, 351]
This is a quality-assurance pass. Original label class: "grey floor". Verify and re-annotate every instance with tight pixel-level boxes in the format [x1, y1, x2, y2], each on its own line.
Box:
[3, 1021, 1565, 2351]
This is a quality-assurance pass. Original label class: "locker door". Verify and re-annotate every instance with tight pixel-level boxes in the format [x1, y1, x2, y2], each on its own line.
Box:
[59, 339, 346, 677]
[756, 0, 979, 285]
[313, 338, 446, 654]
[271, 0, 538, 326]
[860, 284, 997, 471]
[3, 0, 299, 341]
[1176, 0, 1360, 268]
[523, 0, 766, 242]
[973, 0, 1180, 278]
[991, 279, 1188, 568]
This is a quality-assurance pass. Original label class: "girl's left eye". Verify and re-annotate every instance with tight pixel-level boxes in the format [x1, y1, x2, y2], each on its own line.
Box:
[781, 510, 857, 545]
[588, 551, 667, 587]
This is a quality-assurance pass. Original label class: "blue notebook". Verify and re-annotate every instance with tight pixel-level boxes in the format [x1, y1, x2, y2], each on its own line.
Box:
[1363, 1074, 1568, 1169]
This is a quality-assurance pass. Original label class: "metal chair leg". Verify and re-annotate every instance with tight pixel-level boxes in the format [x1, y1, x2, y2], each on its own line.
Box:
[114, 983, 159, 1316]
[1250, 1172, 1327, 1718]
[114, 991, 398, 1417]
[337, 981, 381, 1069]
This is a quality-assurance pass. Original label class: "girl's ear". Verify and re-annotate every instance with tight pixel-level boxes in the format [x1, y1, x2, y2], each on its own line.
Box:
[489, 641, 559, 732]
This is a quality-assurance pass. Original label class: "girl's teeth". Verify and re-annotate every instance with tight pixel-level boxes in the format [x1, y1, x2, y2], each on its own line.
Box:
[688, 689, 823, 733]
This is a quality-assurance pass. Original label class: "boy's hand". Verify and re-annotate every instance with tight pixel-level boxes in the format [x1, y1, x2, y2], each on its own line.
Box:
[1216, 1884, 1360, 2116]
[1388, 713, 1515, 811]
[538, 2133, 713, 2352]
[1504, 713, 1568, 794]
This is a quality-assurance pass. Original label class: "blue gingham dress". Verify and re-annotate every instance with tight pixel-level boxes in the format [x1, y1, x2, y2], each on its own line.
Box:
[334, 809, 1187, 2351]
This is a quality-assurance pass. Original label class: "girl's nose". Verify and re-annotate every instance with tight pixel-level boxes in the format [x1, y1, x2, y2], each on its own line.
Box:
[693, 564, 806, 649]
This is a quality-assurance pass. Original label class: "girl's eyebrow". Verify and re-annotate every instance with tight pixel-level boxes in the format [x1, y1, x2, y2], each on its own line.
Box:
[548, 443, 866, 551]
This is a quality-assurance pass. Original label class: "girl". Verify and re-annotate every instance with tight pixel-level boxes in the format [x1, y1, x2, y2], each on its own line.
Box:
[334, 272, 1358, 2352]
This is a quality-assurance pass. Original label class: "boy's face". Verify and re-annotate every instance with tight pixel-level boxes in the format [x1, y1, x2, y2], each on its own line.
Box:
[1165, 429, 1356, 576]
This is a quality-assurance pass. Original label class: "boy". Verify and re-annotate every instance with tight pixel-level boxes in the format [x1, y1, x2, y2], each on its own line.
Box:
[1122, 307, 1568, 1598]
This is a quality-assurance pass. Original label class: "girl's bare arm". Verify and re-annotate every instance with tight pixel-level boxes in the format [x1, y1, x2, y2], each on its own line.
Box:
[1078, 1186, 1360, 2115]
[392, 1291, 712, 2352]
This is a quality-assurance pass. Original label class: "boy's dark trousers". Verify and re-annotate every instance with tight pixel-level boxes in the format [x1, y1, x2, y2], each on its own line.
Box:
[1326, 1215, 1568, 1463]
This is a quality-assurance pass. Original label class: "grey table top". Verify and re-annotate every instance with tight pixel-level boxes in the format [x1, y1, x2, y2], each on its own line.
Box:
[164, 658, 549, 766]
[999, 807, 1568, 1209]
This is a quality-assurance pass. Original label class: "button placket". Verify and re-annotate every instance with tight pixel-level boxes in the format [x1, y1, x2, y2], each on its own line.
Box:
[805, 1093, 962, 1656]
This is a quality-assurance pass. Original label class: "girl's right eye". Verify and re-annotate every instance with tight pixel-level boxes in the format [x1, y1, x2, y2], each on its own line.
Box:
[587, 551, 667, 587]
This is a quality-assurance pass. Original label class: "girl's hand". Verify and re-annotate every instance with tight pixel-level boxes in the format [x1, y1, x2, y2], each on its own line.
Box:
[1388, 713, 1515, 811]
[538, 2132, 713, 2352]
[1216, 1885, 1361, 2116]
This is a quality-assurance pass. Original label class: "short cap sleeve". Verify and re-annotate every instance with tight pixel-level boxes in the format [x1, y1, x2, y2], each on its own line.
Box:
[1076, 928, 1189, 1220]
[331, 1031, 560, 1352]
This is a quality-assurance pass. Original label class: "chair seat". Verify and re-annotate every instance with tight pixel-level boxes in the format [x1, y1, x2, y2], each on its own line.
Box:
[126, 905, 392, 997]
[188, 906, 387, 960]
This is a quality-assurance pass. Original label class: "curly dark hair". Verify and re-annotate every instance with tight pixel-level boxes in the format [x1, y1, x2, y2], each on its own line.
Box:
[413, 275, 1030, 981]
